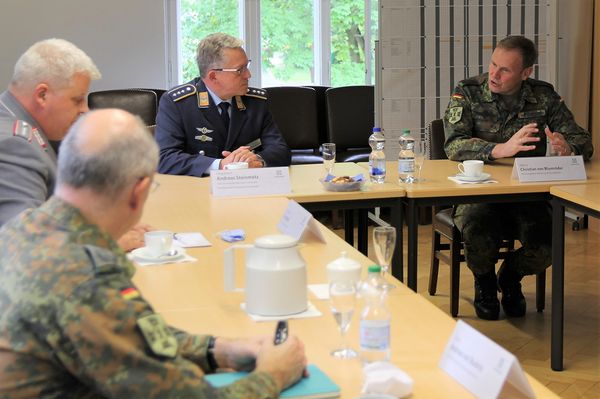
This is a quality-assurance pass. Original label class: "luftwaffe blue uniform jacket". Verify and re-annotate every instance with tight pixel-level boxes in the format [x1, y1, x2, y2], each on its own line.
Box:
[155, 79, 291, 176]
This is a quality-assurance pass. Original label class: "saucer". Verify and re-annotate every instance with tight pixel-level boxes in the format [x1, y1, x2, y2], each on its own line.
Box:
[454, 172, 491, 182]
[131, 247, 185, 262]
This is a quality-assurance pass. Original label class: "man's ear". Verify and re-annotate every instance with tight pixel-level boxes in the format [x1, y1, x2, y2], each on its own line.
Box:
[521, 66, 533, 81]
[129, 177, 151, 211]
[33, 83, 50, 107]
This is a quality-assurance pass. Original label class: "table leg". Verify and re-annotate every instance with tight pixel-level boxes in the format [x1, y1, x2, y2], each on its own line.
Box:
[390, 199, 404, 282]
[551, 198, 565, 371]
[357, 209, 368, 255]
[344, 210, 354, 246]
[407, 199, 418, 291]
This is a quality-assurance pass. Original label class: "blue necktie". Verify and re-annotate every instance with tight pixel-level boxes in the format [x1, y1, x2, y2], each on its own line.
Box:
[219, 102, 230, 131]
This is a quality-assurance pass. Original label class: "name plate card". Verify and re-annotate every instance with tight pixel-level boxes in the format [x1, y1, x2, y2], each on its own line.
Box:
[439, 321, 534, 399]
[277, 200, 325, 242]
[210, 167, 291, 197]
[511, 155, 587, 182]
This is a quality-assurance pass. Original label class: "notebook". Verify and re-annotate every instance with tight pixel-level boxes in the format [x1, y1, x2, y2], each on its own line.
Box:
[204, 363, 340, 398]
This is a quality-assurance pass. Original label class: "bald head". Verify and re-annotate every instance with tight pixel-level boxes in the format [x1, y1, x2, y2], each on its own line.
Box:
[56, 109, 158, 199]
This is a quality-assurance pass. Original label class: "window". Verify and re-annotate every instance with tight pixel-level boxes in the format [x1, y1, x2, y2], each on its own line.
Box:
[177, 0, 378, 87]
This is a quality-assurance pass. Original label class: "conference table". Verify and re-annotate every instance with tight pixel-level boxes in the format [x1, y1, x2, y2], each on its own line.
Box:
[550, 183, 600, 371]
[133, 173, 557, 398]
[363, 159, 600, 291]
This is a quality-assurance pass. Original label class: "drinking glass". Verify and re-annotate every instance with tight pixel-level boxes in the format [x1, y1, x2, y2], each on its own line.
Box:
[329, 280, 357, 359]
[413, 139, 427, 182]
[321, 143, 336, 176]
[372, 226, 396, 290]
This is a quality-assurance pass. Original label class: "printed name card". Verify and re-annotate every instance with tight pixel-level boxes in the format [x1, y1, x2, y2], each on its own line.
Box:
[277, 200, 325, 242]
[439, 321, 535, 399]
[210, 167, 291, 197]
[511, 155, 587, 182]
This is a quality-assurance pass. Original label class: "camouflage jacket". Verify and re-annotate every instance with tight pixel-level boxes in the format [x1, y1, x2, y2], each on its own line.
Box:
[443, 73, 593, 161]
[0, 197, 278, 398]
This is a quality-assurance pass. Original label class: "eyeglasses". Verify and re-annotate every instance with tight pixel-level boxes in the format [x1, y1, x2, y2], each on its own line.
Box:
[212, 60, 252, 75]
[150, 180, 160, 193]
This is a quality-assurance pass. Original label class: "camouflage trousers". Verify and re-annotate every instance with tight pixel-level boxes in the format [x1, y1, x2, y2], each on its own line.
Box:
[453, 201, 552, 277]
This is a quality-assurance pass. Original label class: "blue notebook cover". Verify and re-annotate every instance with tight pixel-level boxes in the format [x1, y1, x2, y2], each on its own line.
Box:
[205, 363, 340, 398]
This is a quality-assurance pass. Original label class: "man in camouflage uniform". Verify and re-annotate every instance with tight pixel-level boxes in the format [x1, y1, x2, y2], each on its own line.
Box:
[0, 109, 306, 397]
[155, 33, 291, 176]
[443, 36, 593, 320]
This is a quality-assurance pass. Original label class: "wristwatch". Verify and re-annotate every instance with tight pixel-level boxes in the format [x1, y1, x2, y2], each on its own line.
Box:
[206, 336, 219, 371]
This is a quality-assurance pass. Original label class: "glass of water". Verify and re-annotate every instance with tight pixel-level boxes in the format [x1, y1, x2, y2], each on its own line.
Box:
[413, 139, 427, 182]
[321, 143, 336, 176]
[329, 280, 357, 359]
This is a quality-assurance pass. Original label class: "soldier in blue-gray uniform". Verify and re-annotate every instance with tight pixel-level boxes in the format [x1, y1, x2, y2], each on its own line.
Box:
[155, 33, 291, 176]
[0, 38, 100, 227]
[0, 109, 306, 397]
[443, 36, 593, 320]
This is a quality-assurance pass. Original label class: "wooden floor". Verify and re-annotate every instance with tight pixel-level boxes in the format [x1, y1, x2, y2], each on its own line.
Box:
[331, 215, 600, 398]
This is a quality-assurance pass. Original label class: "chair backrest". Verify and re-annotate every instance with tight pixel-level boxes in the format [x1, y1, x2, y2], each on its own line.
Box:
[302, 85, 330, 145]
[265, 86, 320, 150]
[427, 119, 448, 160]
[88, 89, 158, 128]
[325, 85, 374, 149]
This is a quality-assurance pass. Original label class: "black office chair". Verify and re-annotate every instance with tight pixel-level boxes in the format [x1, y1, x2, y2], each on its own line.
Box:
[426, 119, 546, 317]
[265, 86, 323, 165]
[88, 88, 159, 133]
[325, 86, 374, 162]
[303, 85, 330, 145]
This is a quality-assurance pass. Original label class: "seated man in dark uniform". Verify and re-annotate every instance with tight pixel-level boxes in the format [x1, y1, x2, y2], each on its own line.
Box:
[443, 35, 593, 320]
[155, 33, 291, 176]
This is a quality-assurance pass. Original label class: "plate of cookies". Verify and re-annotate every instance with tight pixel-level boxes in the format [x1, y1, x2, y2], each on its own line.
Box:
[320, 174, 365, 192]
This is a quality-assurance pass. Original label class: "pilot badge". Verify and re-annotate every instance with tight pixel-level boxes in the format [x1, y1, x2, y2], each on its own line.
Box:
[195, 126, 213, 142]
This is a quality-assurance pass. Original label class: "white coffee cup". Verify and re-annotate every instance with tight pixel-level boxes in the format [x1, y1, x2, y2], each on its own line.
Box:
[458, 160, 484, 177]
[144, 230, 174, 257]
[224, 162, 249, 170]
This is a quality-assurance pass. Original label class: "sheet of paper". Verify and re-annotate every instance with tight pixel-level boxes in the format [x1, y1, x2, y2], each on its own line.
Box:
[173, 232, 211, 247]
[277, 200, 326, 243]
[511, 155, 587, 182]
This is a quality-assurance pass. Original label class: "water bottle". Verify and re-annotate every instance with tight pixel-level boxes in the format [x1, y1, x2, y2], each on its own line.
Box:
[359, 265, 391, 364]
[368, 127, 386, 183]
[398, 128, 415, 183]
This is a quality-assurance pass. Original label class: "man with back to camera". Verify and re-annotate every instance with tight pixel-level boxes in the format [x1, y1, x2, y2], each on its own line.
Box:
[443, 35, 593, 320]
[155, 32, 291, 176]
[0, 108, 307, 397]
[0, 38, 151, 251]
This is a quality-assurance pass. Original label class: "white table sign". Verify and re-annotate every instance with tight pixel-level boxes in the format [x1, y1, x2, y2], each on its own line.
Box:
[439, 320, 535, 399]
[210, 167, 291, 197]
[277, 200, 325, 243]
[511, 155, 587, 182]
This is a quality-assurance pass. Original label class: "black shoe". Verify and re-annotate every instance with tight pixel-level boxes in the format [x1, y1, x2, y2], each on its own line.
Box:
[473, 272, 500, 320]
[498, 262, 526, 318]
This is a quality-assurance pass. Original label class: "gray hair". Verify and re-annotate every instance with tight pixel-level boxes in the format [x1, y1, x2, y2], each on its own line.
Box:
[57, 110, 158, 199]
[496, 35, 538, 69]
[196, 33, 244, 77]
[11, 38, 101, 92]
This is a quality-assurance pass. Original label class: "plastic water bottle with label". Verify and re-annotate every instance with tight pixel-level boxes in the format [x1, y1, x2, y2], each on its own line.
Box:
[368, 127, 386, 183]
[359, 265, 391, 363]
[398, 128, 415, 183]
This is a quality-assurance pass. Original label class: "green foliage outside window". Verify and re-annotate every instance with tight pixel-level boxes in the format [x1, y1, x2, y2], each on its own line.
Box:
[179, 0, 373, 86]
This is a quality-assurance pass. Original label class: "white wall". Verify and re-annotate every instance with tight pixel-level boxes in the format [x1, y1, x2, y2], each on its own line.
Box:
[0, 0, 171, 92]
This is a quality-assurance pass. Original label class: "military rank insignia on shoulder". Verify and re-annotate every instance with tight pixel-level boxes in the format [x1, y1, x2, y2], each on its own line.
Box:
[245, 87, 267, 100]
[168, 84, 196, 102]
[11, 119, 33, 142]
[137, 313, 178, 358]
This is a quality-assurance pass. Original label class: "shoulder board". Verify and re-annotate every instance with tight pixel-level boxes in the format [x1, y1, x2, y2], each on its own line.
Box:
[2, 119, 33, 142]
[83, 245, 119, 276]
[526, 78, 554, 90]
[167, 84, 197, 102]
[245, 87, 267, 100]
